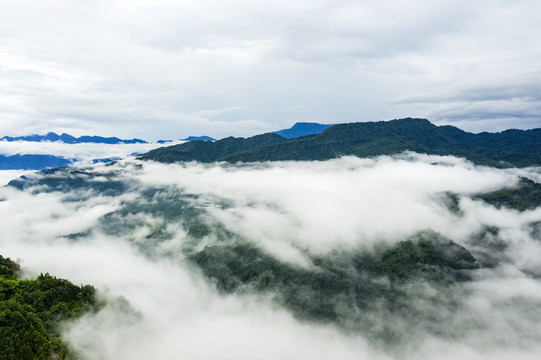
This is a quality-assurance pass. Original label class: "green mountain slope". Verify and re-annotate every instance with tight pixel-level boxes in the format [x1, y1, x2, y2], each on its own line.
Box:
[139, 118, 541, 167]
[140, 133, 289, 163]
[0, 255, 98, 360]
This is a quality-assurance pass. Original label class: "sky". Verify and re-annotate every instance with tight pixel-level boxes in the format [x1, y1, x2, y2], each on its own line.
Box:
[1, 0, 541, 141]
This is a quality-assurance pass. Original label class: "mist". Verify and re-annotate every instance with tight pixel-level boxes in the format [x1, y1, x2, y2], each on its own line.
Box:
[1, 153, 541, 359]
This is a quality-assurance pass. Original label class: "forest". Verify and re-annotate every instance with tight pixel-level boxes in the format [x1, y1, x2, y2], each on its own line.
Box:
[0, 255, 98, 360]
[139, 118, 541, 167]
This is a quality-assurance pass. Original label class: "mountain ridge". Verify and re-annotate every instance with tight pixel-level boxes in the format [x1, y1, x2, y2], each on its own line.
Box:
[181, 136, 216, 142]
[0, 154, 71, 170]
[1, 132, 147, 144]
[139, 118, 541, 167]
[273, 122, 332, 138]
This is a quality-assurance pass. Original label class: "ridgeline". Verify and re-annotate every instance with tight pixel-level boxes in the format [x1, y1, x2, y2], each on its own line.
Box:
[139, 118, 541, 167]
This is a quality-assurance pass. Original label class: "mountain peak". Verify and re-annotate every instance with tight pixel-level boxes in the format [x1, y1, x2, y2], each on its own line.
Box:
[181, 136, 216, 142]
[274, 122, 332, 139]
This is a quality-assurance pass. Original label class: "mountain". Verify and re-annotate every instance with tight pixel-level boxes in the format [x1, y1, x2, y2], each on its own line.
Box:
[0, 154, 71, 170]
[139, 118, 541, 167]
[274, 122, 332, 138]
[0, 254, 98, 359]
[181, 136, 216, 141]
[1, 132, 147, 144]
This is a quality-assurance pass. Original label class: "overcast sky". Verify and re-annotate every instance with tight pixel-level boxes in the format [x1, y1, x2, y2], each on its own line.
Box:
[1, 0, 540, 140]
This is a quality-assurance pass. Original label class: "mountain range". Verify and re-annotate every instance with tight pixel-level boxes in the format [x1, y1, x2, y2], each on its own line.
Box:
[1, 132, 147, 144]
[4, 119, 541, 358]
[140, 118, 541, 167]
[5, 118, 541, 170]
[0, 123, 326, 170]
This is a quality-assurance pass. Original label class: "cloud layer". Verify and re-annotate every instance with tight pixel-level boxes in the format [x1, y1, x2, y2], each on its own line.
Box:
[0, 139, 175, 159]
[1, 154, 541, 359]
[1, 0, 540, 139]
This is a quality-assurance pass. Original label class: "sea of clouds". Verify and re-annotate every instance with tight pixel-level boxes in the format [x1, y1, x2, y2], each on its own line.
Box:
[1, 153, 540, 359]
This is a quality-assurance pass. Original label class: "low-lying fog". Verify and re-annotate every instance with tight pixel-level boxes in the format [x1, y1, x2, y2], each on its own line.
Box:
[1, 153, 540, 359]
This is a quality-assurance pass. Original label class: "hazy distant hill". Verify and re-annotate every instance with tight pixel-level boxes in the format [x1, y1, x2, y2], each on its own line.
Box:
[1, 132, 147, 144]
[274, 122, 332, 138]
[181, 136, 216, 142]
[139, 118, 541, 167]
[0, 154, 71, 170]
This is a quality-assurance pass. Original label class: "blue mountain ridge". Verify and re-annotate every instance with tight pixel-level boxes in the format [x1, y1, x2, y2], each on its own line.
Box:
[1, 132, 147, 144]
[273, 122, 332, 139]
[181, 136, 216, 142]
[0, 154, 71, 170]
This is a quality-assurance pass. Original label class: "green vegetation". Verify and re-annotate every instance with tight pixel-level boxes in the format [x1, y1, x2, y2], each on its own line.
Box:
[474, 177, 541, 210]
[139, 118, 541, 167]
[190, 231, 479, 339]
[139, 133, 289, 163]
[361, 234, 479, 282]
[97, 188, 236, 257]
[0, 255, 98, 360]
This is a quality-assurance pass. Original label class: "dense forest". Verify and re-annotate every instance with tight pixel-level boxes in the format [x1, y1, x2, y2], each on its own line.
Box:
[0, 255, 98, 360]
[139, 118, 541, 167]
[190, 231, 480, 343]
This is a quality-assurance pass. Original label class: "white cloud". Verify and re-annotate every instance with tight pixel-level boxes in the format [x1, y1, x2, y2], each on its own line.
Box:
[0, 139, 179, 160]
[134, 155, 519, 255]
[0, 170, 35, 186]
[2, 154, 541, 359]
[1, 0, 540, 139]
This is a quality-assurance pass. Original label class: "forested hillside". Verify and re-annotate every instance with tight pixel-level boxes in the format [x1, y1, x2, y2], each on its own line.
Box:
[139, 118, 541, 167]
[0, 255, 98, 360]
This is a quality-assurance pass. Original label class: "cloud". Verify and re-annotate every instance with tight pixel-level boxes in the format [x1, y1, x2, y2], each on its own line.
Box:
[1, 0, 540, 139]
[0, 139, 178, 160]
[133, 155, 520, 254]
[0, 170, 35, 186]
[2, 154, 541, 359]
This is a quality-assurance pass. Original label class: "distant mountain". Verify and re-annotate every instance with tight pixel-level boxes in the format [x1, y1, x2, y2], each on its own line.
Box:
[181, 136, 216, 142]
[92, 157, 122, 164]
[139, 118, 541, 167]
[0, 154, 71, 170]
[274, 122, 332, 138]
[157, 140, 173, 144]
[1, 132, 147, 144]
